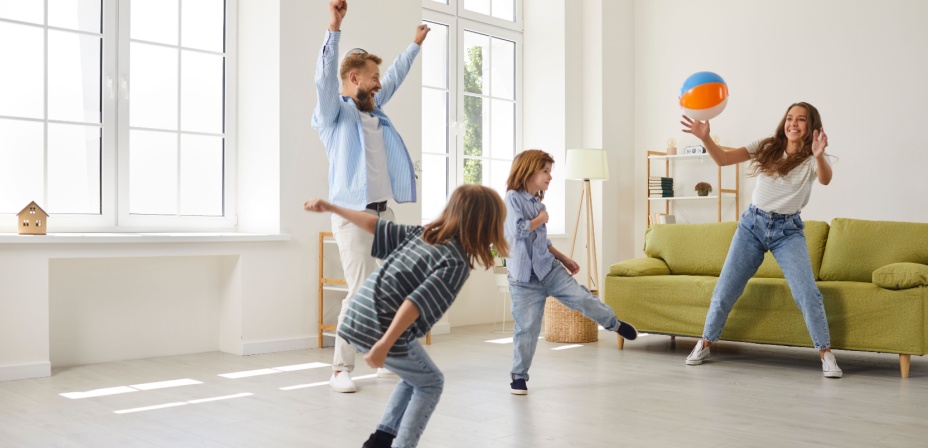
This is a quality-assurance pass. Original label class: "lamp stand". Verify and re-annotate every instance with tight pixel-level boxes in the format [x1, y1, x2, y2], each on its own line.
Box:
[568, 179, 600, 295]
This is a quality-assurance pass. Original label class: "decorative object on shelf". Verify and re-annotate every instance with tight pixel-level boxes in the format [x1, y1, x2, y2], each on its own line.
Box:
[666, 138, 677, 155]
[683, 145, 707, 155]
[649, 176, 674, 197]
[679, 71, 729, 121]
[17, 201, 48, 235]
[695, 182, 713, 196]
[565, 148, 609, 294]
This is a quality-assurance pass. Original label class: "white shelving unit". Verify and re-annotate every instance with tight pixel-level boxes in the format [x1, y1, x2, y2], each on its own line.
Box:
[317, 232, 345, 348]
[646, 151, 740, 225]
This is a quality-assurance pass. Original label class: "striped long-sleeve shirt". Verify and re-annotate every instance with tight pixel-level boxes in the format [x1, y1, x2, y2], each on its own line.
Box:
[311, 30, 419, 210]
[337, 220, 470, 356]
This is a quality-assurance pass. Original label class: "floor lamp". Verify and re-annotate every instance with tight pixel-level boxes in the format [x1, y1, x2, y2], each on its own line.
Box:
[565, 148, 609, 295]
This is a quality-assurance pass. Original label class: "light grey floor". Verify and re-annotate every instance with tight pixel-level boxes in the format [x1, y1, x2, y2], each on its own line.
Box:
[2, 324, 927, 448]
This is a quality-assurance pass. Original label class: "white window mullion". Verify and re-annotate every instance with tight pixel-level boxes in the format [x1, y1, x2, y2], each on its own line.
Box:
[43, 2, 49, 212]
[175, 3, 182, 218]
[116, 0, 131, 228]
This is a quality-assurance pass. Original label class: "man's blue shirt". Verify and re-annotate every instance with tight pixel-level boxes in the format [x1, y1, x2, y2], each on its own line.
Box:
[311, 30, 419, 210]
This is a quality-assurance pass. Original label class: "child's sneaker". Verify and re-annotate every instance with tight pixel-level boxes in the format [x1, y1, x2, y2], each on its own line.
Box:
[510, 378, 528, 395]
[616, 320, 638, 341]
[822, 351, 843, 378]
[686, 340, 711, 365]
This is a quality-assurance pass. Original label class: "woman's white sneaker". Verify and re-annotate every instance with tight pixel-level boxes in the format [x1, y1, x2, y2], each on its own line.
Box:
[822, 351, 843, 378]
[686, 340, 711, 365]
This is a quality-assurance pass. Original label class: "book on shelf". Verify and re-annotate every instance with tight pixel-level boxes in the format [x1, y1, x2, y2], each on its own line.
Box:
[649, 187, 674, 192]
[648, 181, 673, 187]
[649, 193, 674, 198]
[648, 176, 672, 181]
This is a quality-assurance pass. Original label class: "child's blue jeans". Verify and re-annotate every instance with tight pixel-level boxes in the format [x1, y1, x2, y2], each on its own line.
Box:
[357, 338, 443, 447]
[509, 258, 621, 381]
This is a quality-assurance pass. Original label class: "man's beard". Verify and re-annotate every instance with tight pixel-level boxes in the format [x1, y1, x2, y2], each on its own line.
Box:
[356, 89, 376, 112]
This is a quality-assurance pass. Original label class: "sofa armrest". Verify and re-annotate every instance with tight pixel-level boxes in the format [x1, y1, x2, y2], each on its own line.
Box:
[872, 262, 928, 290]
[608, 258, 671, 277]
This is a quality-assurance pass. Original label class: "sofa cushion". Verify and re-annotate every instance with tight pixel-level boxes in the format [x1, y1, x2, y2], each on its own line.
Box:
[820, 218, 928, 282]
[644, 222, 737, 276]
[872, 263, 928, 290]
[644, 220, 829, 278]
[609, 258, 671, 277]
[754, 220, 830, 279]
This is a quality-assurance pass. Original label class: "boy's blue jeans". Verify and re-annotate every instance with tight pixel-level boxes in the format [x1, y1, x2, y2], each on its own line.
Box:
[357, 338, 443, 448]
[702, 205, 831, 350]
[509, 259, 621, 381]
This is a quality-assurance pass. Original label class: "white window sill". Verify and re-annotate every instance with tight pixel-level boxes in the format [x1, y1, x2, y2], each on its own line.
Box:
[0, 233, 290, 244]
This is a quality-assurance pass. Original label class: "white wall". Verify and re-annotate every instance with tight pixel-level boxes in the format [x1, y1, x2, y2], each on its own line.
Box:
[630, 0, 928, 254]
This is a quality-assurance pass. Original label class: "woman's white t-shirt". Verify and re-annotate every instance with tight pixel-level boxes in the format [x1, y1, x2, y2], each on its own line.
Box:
[746, 140, 830, 214]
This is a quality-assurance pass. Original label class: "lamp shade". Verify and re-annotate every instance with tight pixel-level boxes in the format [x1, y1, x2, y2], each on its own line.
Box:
[565, 148, 609, 180]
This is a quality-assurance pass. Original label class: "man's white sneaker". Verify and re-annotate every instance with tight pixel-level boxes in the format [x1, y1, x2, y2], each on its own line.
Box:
[329, 371, 357, 393]
[822, 351, 843, 378]
[686, 340, 711, 366]
[376, 368, 399, 379]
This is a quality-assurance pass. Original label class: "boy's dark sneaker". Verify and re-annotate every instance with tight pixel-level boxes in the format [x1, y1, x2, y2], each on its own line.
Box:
[617, 320, 638, 341]
[510, 378, 528, 395]
[362, 430, 395, 448]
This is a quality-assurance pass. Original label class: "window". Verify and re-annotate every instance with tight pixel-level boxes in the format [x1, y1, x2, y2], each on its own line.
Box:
[0, 0, 235, 232]
[421, 0, 521, 224]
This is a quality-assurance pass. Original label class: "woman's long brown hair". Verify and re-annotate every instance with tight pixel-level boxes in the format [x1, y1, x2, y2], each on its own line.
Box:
[422, 185, 508, 270]
[506, 149, 555, 200]
[750, 102, 825, 177]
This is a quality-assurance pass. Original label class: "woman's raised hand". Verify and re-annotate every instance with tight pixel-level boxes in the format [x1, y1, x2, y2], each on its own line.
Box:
[681, 114, 710, 141]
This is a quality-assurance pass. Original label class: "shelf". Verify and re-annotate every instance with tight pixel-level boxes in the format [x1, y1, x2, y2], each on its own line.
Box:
[646, 149, 740, 225]
[648, 153, 713, 160]
[322, 285, 349, 292]
[648, 195, 736, 201]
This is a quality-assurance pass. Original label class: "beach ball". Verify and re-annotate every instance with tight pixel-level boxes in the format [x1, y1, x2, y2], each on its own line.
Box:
[679, 71, 728, 121]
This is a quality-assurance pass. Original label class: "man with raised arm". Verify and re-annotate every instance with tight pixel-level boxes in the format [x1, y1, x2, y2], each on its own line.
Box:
[312, 0, 430, 393]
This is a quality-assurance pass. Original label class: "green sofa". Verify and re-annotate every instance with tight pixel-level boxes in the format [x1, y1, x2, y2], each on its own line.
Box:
[604, 218, 928, 378]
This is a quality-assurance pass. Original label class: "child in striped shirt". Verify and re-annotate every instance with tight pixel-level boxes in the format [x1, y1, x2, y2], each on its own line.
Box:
[304, 184, 509, 448]
[504, 149, 639, 395]
[681, 102, 842, 378]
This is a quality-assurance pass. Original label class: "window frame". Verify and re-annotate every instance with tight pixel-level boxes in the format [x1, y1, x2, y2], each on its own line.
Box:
[115, 0, 238, 231]
[0, 0, 237, 233]
[421, 0, 522, 224]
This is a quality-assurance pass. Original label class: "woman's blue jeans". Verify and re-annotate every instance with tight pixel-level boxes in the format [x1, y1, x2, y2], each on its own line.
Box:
[509, 259, 621, 381]
[357, 338, 443, 448]
[702, 205, 832, 350]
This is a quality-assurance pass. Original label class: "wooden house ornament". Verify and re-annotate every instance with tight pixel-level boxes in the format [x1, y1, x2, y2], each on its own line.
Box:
[17, 201, 48, 235]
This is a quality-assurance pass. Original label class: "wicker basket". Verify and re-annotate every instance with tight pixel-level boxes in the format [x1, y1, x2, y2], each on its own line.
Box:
[543, 297, 598, 343]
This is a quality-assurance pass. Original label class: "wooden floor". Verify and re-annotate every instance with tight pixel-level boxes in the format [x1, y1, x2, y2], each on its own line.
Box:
[2, 324, 927, 447]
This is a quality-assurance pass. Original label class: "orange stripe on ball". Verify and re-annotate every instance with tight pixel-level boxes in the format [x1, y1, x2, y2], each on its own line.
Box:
[680, 82, 729, 110]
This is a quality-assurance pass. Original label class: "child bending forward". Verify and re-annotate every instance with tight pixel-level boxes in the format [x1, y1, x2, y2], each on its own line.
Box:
[304, 184, 509, 448]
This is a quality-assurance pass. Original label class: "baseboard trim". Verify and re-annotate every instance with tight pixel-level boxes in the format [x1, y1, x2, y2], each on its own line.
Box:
[0, 362, 51, 382]
[242, 337, 312, 356]
[430, 322, 451, 336]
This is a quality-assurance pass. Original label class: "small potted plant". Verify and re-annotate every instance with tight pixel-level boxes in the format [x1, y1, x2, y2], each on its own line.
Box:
[695, 182, 712, 196]
[490, 244, 506, 269]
